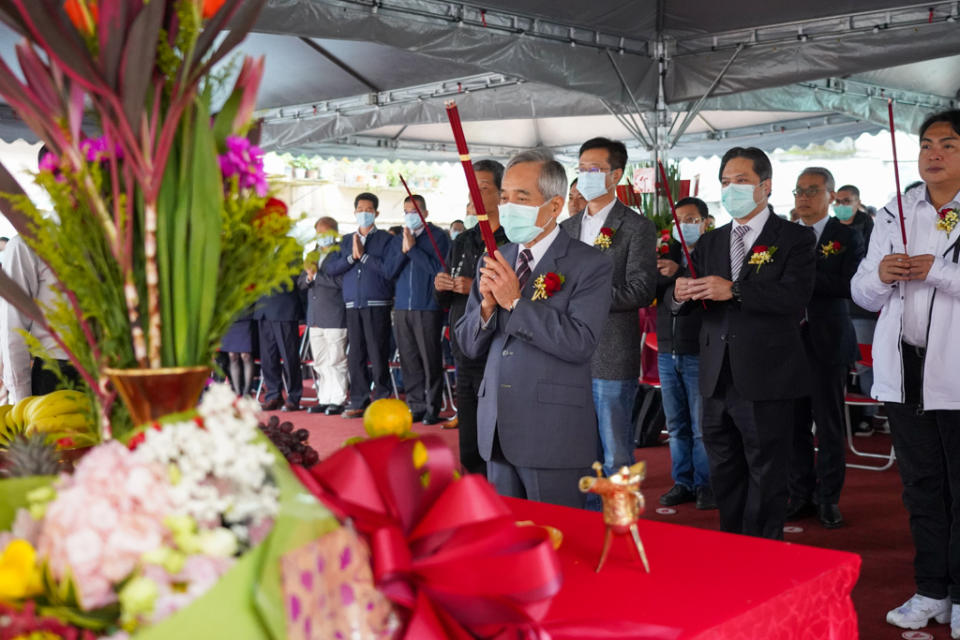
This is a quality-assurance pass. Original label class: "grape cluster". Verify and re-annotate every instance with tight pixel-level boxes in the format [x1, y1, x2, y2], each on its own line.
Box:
[259, 416, 320, 467]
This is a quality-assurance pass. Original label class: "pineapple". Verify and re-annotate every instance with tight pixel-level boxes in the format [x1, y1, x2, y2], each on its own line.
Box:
[0, 433, 60, 477]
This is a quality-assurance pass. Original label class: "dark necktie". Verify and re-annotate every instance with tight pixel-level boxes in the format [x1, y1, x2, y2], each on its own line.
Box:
[516, 249, 533, 290]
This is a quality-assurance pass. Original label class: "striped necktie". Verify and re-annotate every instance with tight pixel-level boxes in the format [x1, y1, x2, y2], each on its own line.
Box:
[730, 224, 749, 281]
[516, 249, 533, 289]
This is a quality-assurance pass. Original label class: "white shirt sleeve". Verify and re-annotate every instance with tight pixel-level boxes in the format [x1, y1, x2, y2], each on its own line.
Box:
[1, 238, 38, 402]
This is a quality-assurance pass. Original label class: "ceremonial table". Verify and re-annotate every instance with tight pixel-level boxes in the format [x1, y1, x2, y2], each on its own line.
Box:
[505, 497, 861, 640]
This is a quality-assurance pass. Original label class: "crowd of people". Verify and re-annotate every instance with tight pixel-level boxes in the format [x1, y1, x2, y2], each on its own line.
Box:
[2, 109, 960, 636]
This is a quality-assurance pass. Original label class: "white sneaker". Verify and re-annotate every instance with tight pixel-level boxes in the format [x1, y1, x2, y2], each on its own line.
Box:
[886, 593, 951, 629]
[951, 603, 960, 639]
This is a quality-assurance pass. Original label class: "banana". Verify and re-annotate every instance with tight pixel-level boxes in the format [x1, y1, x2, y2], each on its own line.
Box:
[17, 396, 45, 425]
[0, 404, 13, 424]
[3, 407, 16, 432]
[27, 393, 90, 424]
[11, 396, 37, 426]
[31, 413, 90, 433]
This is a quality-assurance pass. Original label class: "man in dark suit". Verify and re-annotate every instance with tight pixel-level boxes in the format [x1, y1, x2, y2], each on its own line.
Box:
[324, 193, 398, 418]
[786, 167, 865, 529]
[255, 275, 304, 412]
[672, 147, 816, 539]
[560, 138, 656, 490]
[456, 148, 613, 508]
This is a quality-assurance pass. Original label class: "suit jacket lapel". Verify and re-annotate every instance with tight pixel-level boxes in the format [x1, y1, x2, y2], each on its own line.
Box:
[564, 212, 583, 241]
[524, 230, 570, 297]
[740, 212, 782, 281]
[605, 202, 627, 236]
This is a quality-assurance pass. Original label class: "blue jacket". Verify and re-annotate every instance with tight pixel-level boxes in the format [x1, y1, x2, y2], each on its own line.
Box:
[324, 228, 398, 308]
[392, 223, 450, 311]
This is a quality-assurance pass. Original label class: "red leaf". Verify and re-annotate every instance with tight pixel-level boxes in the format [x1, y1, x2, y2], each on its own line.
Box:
[203, 0, 227, 18]
[64, 0, 97, 34]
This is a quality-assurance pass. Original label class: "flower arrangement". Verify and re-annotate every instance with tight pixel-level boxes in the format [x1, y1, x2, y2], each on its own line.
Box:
[0, 383, 280, 637]
[593, 226, 615, 250]
[0, 0, 301, 439]
[748, 245, 778, 271]
[937, 207, 959, 236]
[820, 240, 844, 258]
[656, 228, 673, 255]
[531, 272, 565, 301]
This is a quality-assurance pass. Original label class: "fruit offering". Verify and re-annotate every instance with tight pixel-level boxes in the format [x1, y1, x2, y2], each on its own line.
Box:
[259, 415, 320, 468]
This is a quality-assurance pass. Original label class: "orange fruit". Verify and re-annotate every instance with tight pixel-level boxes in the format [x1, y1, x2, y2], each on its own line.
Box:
[363, 399, 413, 438]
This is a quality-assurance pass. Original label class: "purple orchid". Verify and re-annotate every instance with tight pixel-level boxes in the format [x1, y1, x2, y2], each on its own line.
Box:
[79, 136, 123, 162]
[219, 135, 268, 196]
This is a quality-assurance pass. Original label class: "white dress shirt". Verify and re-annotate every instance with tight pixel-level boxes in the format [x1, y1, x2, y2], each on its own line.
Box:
[358, 225, 376, 245]
[1, 236, 66, 402]
[731, 206, 771, 254]
[903, 188, 960, 347]
[799, 213, 829, 242]
[579, 198, 616, 245]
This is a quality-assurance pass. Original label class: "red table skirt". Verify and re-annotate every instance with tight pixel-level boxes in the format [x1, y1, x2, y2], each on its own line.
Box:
[505, 497, 861, 640]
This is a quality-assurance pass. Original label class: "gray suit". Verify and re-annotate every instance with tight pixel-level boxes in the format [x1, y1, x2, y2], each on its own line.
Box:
[455, 230, 613, 507]
[560, 200, 657, 380]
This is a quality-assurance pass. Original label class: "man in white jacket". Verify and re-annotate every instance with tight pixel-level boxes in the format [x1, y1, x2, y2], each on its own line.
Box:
[852, 109, 960, 638]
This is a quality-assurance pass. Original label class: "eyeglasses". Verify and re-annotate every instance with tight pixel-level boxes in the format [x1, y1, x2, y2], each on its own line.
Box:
[678, 219, 703, 225]
[792, 187, 825, 198]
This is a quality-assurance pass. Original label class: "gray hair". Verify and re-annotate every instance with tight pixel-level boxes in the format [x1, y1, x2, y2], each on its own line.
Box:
[799, 166, 835, 192]
[506, 148, 568, 201]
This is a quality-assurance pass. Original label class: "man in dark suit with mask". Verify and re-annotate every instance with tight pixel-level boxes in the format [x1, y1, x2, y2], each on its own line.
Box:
[786, 167, 865, 529]
[672, 147, 816, 539]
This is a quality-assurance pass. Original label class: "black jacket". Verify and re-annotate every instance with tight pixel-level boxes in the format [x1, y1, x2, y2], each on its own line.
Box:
[297, 252, 346, 329]
[253, 275, 303, 322]
[672, 210, 816, 401]
[803, 217, 865, 366]
[845, 210, 876, 320]
[656, 242, 701, 355]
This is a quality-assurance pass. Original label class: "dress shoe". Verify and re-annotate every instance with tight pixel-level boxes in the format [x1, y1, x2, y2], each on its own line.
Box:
[785, 499, 817, 521]
[659, 484, 696, 506]
[818, 503, 845, 529]
[307, 404, 329, 414]
[886, 593, 950, 629]
[410, 411, 426, 423]
[695, 486, 717, 510]
[260, 397, 283, 411]
[324, 404, 344, 416]
[281, 402, 301, 412]
[421, 413, 441, 426]
[441, 415, 459, 430]
[341, 407, 365, 419]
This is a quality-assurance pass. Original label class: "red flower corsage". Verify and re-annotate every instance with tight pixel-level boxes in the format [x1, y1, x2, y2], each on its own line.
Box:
[532, 272, 565, 301]
[748, 245, 777, 271]
[937, 207, 959, 236]
[820, 240, 843, 257]
[594, 227, 615, 250]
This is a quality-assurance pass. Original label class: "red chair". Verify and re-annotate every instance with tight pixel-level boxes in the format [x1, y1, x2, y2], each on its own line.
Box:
[639, 332, 660, 388]
[844, 343, 895, 471]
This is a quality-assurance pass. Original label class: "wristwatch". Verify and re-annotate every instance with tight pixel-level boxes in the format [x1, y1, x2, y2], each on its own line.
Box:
[730, 281, 742, 302]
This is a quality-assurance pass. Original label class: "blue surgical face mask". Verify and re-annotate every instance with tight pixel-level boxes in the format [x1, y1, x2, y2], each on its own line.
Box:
[577, 170, 609, 202]
[317, 234, 337, 247]
[499, 202, 544, 244]
[403, 212, 423, 231]
[833, 204, 855, 221]
[721, 183, 761, 219]
[673, 223, 702, 246]
[450, 230, 461, 241]
[355, 211, 376, 228]
[463, 214, 479, 229]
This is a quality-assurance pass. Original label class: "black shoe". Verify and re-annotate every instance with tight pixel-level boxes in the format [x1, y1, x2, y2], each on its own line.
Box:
[281, 402, 301, 412]
[307, 404, 329, 414]
[410, 411, 426, 423]
[341, 408, 365, 419]
[695, 486, 717, 510]
[785, 499, 817, 521]
[818, 504, 845, 529]
[324, 404, 344, 416]
[260, 397, 283, 411]
[659, 484, 696, 506]
[421, 413, 441, 426]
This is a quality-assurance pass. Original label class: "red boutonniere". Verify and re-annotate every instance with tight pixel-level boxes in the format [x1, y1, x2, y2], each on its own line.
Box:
[532, 272, 565, 301]
[937, 207, 959, 236]
[820, 240, 844, 258]
[656, 228, 672, 255]
[594, 227, 615, 250]
[748, 245, 778, 271]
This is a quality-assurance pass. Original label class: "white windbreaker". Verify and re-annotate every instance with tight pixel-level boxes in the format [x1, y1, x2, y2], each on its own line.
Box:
[851, 186, 960, 410]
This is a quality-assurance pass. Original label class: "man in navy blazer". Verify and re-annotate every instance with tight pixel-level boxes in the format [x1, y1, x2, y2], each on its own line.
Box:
[456, 148, 613, 508]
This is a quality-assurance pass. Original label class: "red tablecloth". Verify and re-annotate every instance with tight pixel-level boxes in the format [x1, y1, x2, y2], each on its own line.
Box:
[505, 497, 861, 640]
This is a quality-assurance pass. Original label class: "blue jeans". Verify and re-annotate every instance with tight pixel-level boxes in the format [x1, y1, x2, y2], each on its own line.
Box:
[658, 352, 710, 489]
[593, 378, 639, 477]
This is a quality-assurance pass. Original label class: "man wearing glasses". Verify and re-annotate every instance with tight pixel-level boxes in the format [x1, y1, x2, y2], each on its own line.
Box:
[786, 168, 865, 529]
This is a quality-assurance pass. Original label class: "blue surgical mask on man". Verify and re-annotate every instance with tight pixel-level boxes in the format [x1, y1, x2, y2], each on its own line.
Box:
[499, 202, 544, 244]
[833, 204, 855, 221]
[317, 234, 337, 248]
[355, 211, 375, 228]
[403, 212, 423, 231]
[721, 183, 761, 220]
[463, 214, 479, 229]
[450, 230, 461, 241]
[672, 223, 702, 246]
[576, 170, 608, 202]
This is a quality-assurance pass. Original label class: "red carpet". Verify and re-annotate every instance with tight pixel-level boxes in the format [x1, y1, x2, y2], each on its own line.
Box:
[269, 402, 932, 640]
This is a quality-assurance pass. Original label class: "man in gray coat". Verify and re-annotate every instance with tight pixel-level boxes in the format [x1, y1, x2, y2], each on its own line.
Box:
[456, 148, 613, 508]
[560, 138, 657, 485]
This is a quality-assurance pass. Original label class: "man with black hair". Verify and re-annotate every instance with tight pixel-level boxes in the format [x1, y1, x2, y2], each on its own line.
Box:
[672, 146, 816, 539]
[560, 137, 656, 492]
[853, 109, 960, 637]
[325, 192, 398, 418]
[435, 160, 508, 473]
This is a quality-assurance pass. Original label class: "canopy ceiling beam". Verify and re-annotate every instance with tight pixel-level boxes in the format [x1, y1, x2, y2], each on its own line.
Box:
[298, 37, 381, 92]
[604, 49, 653, 149]
[668, 43, 743, 148]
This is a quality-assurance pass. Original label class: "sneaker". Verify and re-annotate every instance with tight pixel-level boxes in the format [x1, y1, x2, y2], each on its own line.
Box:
[695, 486, 717, 510]
[886, 593, 951, 629]
[659, 484, 696, 506]
[952, 603, 960, 640]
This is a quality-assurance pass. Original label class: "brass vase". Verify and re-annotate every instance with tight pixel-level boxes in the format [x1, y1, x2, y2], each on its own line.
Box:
[104, 366, 211, 426]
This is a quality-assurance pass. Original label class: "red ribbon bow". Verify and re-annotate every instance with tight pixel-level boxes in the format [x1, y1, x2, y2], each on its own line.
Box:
[293, 436, 563, 639]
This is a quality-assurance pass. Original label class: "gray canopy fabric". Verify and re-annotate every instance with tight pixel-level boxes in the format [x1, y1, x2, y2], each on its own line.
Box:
[253, 0, 960, 160]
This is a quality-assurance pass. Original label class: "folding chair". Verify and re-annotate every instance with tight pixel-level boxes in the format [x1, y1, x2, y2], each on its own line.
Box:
[845, 343, 895, 471]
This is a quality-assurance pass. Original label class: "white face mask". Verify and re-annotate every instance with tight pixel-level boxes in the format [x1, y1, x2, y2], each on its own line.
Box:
[499, 202, 544, 244]
[721, 183, 761, 219]
[463, 214, 479, 229]
[577, 170, 609, 201]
